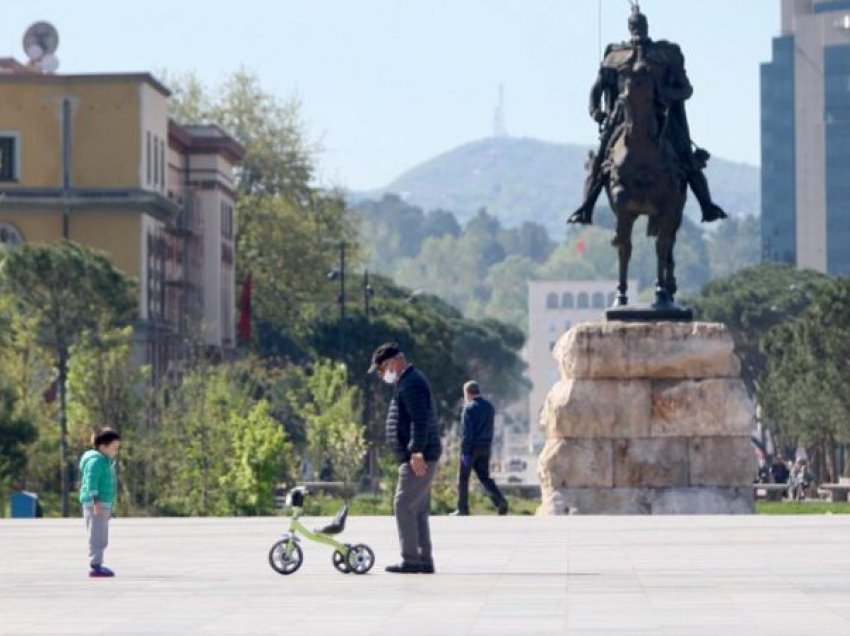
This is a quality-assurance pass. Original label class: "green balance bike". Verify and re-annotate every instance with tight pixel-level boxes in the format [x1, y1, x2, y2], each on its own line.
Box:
[268, 487, 375, 575]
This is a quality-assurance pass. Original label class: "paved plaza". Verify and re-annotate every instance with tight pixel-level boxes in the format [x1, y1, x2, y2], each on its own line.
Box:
[2, 514, 850, 635]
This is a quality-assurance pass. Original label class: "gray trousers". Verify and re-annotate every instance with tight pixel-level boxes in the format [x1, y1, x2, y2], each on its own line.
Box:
[83, 503, 111, 567]
[393, 461, 438, 565]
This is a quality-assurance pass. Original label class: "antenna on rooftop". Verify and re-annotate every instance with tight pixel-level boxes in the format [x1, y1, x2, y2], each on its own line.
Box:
[23, 22, 60, 74]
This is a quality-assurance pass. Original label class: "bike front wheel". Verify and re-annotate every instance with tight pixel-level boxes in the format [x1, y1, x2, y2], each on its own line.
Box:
[268, 538, 303, 575]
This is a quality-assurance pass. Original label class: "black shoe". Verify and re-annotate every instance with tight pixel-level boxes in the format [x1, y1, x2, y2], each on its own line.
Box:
[385, 562, 422, 574]
[421, 561, 436, 574]
[567, 206, 593, 225]
[449, 510, 468, 516]
[700, 203, 728, 223]
[497, 503, 509, 516]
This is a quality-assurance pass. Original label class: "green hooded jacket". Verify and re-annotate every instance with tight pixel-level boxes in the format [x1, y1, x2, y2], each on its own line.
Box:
[78, 449, 117, 505]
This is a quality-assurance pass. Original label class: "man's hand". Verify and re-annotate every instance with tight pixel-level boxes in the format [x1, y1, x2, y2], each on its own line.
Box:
[410, 453, 427, 477]
[92, 501, 103, 517]
[592, 110, 607, 125]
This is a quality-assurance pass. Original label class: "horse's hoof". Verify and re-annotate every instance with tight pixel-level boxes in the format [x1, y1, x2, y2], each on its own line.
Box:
[616, 295, 628, 307]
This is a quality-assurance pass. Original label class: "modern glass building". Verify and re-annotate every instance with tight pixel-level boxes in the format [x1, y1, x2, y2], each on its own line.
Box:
[761, 0, 850, 275]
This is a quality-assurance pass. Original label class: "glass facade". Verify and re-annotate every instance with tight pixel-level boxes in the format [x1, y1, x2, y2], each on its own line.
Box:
[760, 36, 797, 265]
[824, 44, 850, 275]
[813, 0, 850, 14]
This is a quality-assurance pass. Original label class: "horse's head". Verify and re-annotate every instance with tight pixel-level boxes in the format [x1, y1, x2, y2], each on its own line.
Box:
[621, 64, 657, 134]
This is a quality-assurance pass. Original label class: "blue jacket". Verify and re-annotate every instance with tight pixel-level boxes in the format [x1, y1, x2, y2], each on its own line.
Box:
[460, 396, 495, 455]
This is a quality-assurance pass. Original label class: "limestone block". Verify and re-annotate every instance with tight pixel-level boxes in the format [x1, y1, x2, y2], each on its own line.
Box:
[650, 487, 754, 514]
[689, 436, 755, 486]
[554, 322, 740, 380]
[538, 486, 754, 515]
[613, 438, 689, 487]
[537, 438, 613, 489]
[540, 487, 653, 515]
[650, 379, 754, 437]
[542, 379, 651, 439]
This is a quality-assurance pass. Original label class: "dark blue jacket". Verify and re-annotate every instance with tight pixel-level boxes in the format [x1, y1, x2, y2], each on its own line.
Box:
[385, 366, 442, 463]
[460, 396, 495, 455]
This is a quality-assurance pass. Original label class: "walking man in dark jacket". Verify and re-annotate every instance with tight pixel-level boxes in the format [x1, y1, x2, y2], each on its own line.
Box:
[369, 342, 442, 573]
[451, 381, 508, 516]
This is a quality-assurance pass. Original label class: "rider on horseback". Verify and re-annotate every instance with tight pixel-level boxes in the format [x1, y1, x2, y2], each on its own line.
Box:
[568, 4, 727, 226]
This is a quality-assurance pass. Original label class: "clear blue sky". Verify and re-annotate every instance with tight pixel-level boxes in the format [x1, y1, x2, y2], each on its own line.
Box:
[2, 0, 780, 190]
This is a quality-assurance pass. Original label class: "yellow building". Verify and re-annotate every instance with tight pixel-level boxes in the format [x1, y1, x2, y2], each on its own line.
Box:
[0, 63, 244, 373]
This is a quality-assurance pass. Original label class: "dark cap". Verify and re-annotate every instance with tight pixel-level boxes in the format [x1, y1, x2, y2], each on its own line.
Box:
[368, 342, 401, 374]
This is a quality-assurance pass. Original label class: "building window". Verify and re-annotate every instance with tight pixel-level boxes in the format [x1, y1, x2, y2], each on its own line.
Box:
[146, 132, 152, 185]
[0, 134, 20, 182]
[592, 292, 606, 308]
[221, 202, 234, 239]
[153, 137, 159, 187]
[0, 222, 24, 248]
[160, 141, 166, 189]
[546, 292, 558, 309]
[577, 292, 589, 308]
[561, 292, 574, 309]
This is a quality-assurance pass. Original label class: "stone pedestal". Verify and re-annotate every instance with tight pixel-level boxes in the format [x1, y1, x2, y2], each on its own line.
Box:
[537, 322, 755, 515]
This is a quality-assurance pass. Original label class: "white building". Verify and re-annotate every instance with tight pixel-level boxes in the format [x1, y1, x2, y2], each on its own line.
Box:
[526, 279, 638, 453]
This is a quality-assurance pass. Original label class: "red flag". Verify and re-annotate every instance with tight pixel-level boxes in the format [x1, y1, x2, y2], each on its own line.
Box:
[576, 237, 587, 256]
[238, 273, 252, 344]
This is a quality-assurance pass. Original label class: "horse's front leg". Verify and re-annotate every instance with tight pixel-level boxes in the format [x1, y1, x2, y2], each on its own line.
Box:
[613, 212, 635, 306]
[654, 230, 673, 308]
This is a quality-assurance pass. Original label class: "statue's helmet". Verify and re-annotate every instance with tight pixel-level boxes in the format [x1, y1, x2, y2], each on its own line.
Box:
[628, 4, 649, 41]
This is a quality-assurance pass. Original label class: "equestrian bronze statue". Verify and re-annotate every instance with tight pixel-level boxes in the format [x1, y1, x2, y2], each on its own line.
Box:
[568, 4, 726, 310]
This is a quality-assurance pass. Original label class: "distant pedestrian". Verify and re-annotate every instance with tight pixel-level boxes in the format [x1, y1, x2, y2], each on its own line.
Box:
[79, 428, 121, 578]
[770, 454, 790, 484]
[451, 381, 508, 517]
[370, 342, 442, 574]
[788, 457, 812, 501]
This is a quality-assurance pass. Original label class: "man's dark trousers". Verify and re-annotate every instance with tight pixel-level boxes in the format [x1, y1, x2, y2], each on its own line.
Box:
[457, 446, 506, 514]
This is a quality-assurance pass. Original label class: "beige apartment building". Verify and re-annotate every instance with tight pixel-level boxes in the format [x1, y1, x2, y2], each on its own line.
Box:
[0, 62, 244, 374]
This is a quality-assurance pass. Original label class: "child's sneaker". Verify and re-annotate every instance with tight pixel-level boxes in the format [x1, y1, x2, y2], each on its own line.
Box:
[89, 565, 115, 578]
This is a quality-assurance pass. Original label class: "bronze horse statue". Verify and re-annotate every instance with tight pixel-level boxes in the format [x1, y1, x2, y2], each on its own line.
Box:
[604, 55, 687, 308]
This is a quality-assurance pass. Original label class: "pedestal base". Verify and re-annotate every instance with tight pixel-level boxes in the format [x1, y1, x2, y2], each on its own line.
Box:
[537, 321, 754, 515]
[605, 304, 693, 322]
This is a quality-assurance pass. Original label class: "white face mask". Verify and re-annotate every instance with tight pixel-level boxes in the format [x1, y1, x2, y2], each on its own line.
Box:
[382, 369, 398, 385]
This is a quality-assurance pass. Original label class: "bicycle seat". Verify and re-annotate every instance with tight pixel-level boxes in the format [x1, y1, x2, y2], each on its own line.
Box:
[314, 504, 348, 535]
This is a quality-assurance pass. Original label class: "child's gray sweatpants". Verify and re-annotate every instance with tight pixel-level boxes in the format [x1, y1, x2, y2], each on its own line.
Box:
[83, 503, 111, 567]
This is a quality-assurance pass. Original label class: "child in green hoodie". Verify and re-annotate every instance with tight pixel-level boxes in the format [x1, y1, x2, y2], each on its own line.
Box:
[79, 428, 121, 578]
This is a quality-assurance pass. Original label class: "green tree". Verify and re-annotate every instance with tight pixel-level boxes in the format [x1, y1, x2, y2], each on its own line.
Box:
[0, 242, 136, 516]
[222, 400, 294, 515]
[0, 379, 37, 492]
[167, 70, 356, 352]
[706, 215, 761, 279]
[289, 360, 367, 493]
[690, 263, 832, 395]
[759, 278, 850, 480]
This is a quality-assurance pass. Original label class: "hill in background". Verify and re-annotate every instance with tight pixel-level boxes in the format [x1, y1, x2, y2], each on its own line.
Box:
[352, 136, 759, 238]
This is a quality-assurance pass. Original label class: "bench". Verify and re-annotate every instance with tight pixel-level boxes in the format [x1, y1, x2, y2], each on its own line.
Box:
[818, 483, 850, 503]
[753, 483, 787, 501]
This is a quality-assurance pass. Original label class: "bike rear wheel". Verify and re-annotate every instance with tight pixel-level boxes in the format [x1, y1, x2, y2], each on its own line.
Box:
[347, 544, 375, 574]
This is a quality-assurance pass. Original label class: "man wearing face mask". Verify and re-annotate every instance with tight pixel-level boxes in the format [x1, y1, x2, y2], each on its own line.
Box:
[369, 342, 442, 573]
